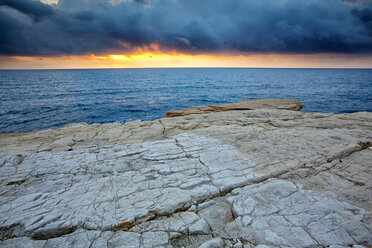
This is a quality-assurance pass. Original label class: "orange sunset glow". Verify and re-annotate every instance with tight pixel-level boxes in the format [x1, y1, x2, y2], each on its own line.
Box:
[1, 53, 372, 69]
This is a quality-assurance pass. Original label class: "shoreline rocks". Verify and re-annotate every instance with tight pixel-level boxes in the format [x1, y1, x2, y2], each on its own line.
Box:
[0, 100, 371, 247]
[166, 98, 303, 117]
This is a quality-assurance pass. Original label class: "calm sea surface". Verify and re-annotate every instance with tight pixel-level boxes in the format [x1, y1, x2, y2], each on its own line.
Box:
[0, 68, 371, 134]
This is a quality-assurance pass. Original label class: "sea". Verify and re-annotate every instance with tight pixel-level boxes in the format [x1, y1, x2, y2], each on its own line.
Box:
[0, 68, 371, 134]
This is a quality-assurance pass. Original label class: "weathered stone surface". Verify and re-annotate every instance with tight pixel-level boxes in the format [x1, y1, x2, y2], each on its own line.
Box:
[198, 202, 233, 233]
[0, 133, 260, 246]
[1, 109, 371, 157]
[0, 107, 371, 247]
[130, 211, 201, 235]
[166, 98, 303, 117]
[0, 237, 47, 248]
[188, 219, 210, 235]
[198, 237, 224, 248]
[287, 148, 372, 211]
[224, 179, 371, 246]
[0, 229, 172, 248]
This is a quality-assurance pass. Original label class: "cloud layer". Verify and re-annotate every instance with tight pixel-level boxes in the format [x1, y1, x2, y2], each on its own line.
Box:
[1, 0, 372, 56]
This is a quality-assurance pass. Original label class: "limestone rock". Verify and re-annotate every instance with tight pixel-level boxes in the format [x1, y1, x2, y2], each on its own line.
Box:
[198, 237, 224, 248]
[0, 107, 371, 247]
[166, 98, 303, 117]
[0, 237, 46, 248]
[197, 202, 233, 232]
[0, 229, 171, 248]
[130, 211, 201, 235]
[188, 219, 210, 235]
[0, 133, 258, 242]
[225, 179, 372, 247]
[1, 109, 371, 157]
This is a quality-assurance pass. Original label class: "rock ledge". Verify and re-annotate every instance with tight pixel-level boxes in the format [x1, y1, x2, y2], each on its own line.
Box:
[166, 99, 303, 117]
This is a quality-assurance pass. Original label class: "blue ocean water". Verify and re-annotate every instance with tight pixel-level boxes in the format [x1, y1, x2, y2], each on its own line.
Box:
[0, 68, 371, 134]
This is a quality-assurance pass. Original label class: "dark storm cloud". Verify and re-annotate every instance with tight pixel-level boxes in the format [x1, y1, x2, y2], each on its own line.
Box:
[0, 0, 53, 20]
[1, 0, 372, 56]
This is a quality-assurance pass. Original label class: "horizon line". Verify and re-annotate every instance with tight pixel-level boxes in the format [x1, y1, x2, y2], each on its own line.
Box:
[1, 66, 372, 70]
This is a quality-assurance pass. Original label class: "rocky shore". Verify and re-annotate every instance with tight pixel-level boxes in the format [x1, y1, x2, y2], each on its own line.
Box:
[0, 99, 371, 248]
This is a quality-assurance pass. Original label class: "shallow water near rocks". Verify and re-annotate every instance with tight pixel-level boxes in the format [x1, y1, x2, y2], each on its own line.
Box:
[0, 68, 371, 134]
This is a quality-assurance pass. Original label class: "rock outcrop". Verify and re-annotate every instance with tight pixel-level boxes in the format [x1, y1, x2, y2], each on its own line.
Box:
[166, 99, 303, 117]
[0, 102, 371, 247]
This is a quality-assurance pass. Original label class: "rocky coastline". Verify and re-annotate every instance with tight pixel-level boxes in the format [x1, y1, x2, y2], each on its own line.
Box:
[0, 99, 371, 248]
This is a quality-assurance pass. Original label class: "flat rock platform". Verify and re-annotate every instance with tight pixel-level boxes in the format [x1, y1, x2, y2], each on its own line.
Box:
[0, 99, 371, 247]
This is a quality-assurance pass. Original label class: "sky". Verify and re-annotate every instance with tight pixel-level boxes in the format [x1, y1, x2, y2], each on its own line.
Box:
[0, 0, 372, 69]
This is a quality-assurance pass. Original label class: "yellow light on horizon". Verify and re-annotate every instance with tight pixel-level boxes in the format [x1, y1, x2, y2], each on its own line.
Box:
[1, 52, 372, 69]
[108, 55, 133, 60]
